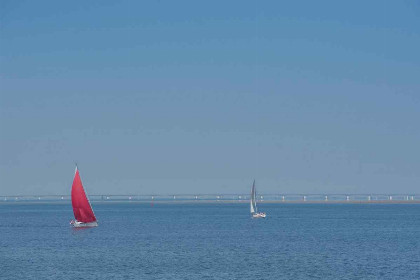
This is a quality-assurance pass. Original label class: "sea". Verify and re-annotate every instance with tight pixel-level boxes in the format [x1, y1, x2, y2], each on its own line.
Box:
[0, 202, 419, 279]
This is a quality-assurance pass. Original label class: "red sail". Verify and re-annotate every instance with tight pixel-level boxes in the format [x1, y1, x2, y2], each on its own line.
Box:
[71, 168, 96, 223]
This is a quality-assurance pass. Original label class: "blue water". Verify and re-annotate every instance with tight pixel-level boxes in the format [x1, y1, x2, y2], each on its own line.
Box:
[1, 203, 419, 279]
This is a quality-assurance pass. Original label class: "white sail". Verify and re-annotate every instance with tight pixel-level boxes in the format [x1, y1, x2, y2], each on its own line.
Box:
[250, 180, 257, 214]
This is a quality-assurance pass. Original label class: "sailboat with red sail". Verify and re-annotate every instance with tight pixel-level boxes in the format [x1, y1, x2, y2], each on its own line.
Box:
[70, 166, 98, 227]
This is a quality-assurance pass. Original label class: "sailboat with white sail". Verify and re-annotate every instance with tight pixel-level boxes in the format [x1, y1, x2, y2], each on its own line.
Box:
[70, 166, 98, 227]
[250, 180, 266, 218]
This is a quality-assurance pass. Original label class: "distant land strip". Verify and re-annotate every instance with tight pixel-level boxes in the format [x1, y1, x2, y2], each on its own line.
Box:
[1, 194, 419, 203]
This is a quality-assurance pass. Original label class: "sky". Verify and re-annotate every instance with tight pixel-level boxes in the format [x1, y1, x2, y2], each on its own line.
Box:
[1, 0, 420, 195]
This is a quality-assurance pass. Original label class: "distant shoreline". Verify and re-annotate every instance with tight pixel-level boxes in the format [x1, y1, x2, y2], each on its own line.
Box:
[1, 200, 420, 205]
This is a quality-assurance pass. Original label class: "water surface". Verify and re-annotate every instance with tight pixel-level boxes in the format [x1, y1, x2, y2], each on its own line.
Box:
[1, 203, 419, 279]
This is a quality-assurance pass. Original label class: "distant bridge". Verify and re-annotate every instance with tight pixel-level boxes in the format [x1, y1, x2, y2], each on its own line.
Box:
[1, 194, 419, 203]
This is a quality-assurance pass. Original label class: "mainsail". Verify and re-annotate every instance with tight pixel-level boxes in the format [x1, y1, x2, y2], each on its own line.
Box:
[250, 180, 257, 214]
[71, 167, 97, 223]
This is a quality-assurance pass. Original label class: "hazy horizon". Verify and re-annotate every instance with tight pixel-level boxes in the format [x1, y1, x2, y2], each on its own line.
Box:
[1, 1, 420, 195]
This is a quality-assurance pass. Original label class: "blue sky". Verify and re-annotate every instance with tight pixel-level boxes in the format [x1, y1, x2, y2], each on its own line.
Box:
[1, 0, 420, 195]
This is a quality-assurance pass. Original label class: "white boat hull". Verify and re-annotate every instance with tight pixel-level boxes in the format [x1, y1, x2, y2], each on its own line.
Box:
[252, 212, 266, 218]
[70, 220, 98, 227]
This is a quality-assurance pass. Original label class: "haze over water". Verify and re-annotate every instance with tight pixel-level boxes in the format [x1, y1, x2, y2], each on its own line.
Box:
[1, 202, 419, 279]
